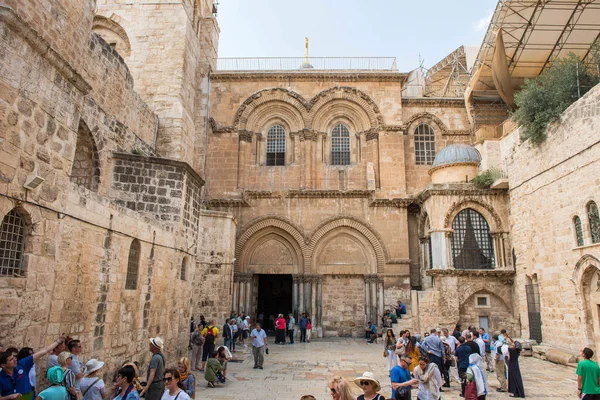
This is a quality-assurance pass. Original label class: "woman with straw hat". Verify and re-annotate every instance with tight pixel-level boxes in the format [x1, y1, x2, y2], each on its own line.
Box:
[354, 372, 385, 400]
[80, 359, 106, 400]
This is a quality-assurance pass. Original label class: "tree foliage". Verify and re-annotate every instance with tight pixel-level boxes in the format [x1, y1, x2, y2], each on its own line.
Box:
[512, 53, 599, 145]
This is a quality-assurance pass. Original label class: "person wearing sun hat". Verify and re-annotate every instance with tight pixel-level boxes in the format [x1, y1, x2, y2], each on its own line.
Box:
[80, 359, 106, 400]
[140, 337, 165, 400]
[354, 372, 385, 400]
[37, 366, 68, 400]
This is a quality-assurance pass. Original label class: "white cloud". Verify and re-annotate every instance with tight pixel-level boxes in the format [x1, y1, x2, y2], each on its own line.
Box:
[473, 11, 493, 32]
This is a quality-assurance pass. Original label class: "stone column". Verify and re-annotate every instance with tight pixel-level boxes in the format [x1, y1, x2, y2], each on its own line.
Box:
[377, 277, 384, 320]
[245, 278, 252, 317]
[298, 277, 305, 315]
[316, 276, 323, 327]
[238, 277, 246, 314]
[364, 276, 371, 323]
[232, 278, 239, 314]
[304, 277, 312, 317]
[310, 276, 318, 324]
[430, 230, 448, 269]
[370, 277, 377, 326]
[292, 275, 300, 321]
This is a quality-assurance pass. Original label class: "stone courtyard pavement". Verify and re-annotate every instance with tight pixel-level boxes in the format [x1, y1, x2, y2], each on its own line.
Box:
[192, 338, 578, 400]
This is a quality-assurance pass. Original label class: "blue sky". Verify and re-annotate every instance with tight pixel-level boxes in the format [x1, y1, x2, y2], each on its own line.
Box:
[216, 0, 498, 71]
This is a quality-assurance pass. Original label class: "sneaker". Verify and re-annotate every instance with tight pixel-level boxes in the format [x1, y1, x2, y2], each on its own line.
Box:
[496, 388, 506, 392]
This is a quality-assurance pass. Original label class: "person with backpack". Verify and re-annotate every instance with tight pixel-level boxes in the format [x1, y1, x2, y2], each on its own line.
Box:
[200, 321, 219, 372]
[139, 337, 165, 400]
[190, 326, 204, 371]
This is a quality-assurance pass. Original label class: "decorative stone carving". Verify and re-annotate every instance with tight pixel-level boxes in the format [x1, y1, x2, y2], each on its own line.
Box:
[238, 130, 253, 142]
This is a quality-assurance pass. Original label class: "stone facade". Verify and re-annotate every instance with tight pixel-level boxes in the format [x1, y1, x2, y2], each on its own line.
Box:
[0, 0, 235, 386]
[501, 83, 600, 355]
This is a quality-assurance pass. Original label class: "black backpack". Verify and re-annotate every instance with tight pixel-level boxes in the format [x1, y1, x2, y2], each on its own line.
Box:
[205, 326, 215, 344]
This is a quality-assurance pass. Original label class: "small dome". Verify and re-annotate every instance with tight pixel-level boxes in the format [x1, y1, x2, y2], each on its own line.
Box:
[431, 144, 481, 169]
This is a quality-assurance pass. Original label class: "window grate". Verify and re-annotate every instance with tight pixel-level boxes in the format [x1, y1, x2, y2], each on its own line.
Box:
[588, 201, 600, 244]
[331, 124, 350, 165]
[451, 208, 495, 269]
[266, 125, 286, 166]
[574, 216, 584, 246]
[414, 124, 436, 165]
[0, 210, 26, 276]
[125, 239, 141, 290]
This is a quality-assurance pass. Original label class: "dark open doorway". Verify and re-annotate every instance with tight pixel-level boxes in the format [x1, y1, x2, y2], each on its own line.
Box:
[256, 274, 293, 332]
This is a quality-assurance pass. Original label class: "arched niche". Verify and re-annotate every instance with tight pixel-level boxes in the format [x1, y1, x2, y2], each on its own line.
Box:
[312, 227, 377, 275]
[92, 15, 132, 58]
[239, 228, 303, 275]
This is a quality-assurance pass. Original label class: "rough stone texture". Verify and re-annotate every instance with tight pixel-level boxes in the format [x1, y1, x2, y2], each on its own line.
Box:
[321, 276, 366, 337]
[503, 82, 600, 354]
[0, 0, 234, 387]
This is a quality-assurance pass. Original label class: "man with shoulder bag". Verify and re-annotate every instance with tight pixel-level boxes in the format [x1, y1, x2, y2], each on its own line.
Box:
[391, 356, 417, 400]
[139, 337, 165, 400]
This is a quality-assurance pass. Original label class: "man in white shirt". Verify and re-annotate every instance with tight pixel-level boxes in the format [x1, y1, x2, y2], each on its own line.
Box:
[473, 331, 486, 357]
[250, 323, 268, 369]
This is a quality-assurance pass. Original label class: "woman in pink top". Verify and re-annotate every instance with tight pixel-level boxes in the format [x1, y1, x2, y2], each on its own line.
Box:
[306, 319, 312, 343]
[275, 314, 286, 344]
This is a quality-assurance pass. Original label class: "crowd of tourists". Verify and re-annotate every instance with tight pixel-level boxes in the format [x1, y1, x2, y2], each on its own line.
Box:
[2, 313, 600, 400]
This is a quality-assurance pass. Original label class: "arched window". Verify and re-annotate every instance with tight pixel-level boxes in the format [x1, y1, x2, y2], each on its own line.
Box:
[451, 208, 495, 269]
[70, 121, 100, 191]
[0, 209, 26, 276]
[331, 124, 350, 165]
[180, 257, 187, 281]
[588, 201, 600, 244]
[574, 216, 584, 247]
[266, 125, 286, 166]
[125, 239, 141, 290]
[414, 124, 436, 165]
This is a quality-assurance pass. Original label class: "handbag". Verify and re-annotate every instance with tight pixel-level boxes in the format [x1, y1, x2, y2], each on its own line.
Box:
[383, 351, 388, 358]
[395, 345, 406, 356]
[464, 380, 478, 400]
[394, 386, 410, 400]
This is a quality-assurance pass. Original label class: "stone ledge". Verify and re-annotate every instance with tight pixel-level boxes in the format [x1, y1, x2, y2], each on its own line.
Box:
[426, 269, 515, 278]
[112, 152, 205, 187]
[532, 345, 579, 367]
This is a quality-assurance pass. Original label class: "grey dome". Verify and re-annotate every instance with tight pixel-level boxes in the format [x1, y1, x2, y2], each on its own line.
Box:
[431, 144, 481, 169]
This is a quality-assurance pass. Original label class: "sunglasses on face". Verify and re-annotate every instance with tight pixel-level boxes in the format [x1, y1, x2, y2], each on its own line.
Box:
[163, 377, 173, 382]
[359, 381, 371, 386]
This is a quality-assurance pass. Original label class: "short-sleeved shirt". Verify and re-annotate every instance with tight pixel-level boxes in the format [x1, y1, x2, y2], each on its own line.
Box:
[577, 359, 600, 395]
[80, 378, 105, 400]
[114, 388, 139, 400]
[201, 326, 219, 344]
[251, 328, 267, 347]
[481, 333, 491, 352]
[161, 389, 191, 400]
[0, 355, 34, 396]
[390, 365, 411, 399]
[455, 344, 472, 369]
[445, 335, 459, 353]
[147, 353, 165, 382]
[38, 385, 68, 400]
[68, 355, 83, 390]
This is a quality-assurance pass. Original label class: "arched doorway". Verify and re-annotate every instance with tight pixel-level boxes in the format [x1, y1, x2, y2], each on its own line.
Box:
[581, 265, 600, 354]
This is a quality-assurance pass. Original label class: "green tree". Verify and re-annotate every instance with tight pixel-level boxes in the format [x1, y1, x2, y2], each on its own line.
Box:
[512, 53, 599, 144]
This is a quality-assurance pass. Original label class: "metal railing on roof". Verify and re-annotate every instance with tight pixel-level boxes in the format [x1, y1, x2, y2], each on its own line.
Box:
[216, 57, 398, 71]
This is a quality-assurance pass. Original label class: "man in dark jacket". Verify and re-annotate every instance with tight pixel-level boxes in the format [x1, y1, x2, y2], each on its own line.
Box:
[298, 313, 308, 343]
[223, 319, 234, 351]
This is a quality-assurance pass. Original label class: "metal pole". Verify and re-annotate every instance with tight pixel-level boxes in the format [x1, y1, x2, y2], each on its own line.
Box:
[576, 61, 581, 98]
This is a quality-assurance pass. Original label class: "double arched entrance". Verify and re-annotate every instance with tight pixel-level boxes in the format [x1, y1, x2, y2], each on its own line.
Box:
[231, 217, 386, 337]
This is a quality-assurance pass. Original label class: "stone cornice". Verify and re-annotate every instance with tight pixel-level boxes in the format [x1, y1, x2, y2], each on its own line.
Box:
[0, 5, 91, 94]
[286, 189, 374, 199]
[386, 258, 412, 265]
[211, 71, 407, 82]
[369, 198, 415, 208]
[112, 152, 205, 186]
[426, 268, 515, 283]
[418, 184, 508, 201]
[427, 161, 480, 175]
[402, 97, 466, 107]
[207, 199, 249, 208]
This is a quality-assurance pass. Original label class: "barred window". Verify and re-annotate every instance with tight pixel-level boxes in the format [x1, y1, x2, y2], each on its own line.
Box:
[331, 124, 350, 165]
[125, 239, 141, 290]
[266, 125, 286, 166]
[414, 124, 436, 165]
[180, 257, 187, 281]
[588, 201, 600, 244]
[70, 121, 100, 191]
[0, 209, 26, 276]
[574, 216, 584, 247]
[451, 208, 495, 269]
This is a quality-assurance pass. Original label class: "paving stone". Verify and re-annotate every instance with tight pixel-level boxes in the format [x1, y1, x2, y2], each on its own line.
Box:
[191, 339, 578, 399]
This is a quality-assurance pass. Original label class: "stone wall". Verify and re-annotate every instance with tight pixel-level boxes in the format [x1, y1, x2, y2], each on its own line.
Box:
[504, 82, 600, 353]
[321, 275, 366, 337]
